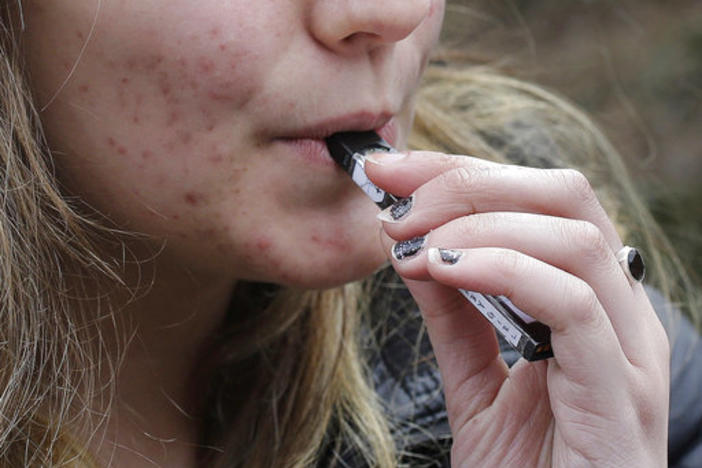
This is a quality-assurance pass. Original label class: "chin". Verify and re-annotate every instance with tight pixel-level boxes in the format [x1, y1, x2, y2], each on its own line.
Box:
[260, 242, 389, 290]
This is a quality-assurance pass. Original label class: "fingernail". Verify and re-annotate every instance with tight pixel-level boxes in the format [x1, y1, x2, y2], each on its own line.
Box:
[377, 196, 413, 223]
[428, 248, 463, 265]
[365, 151, 407, 166]
[392, 236, 426, 261]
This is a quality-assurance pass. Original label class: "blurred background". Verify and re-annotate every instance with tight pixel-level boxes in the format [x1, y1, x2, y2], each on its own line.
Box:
[442, 0, 702, 281]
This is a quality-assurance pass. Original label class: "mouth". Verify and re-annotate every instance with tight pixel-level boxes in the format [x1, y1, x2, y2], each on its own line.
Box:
[279, 112, 395, 141]
[274, 112, 398, 167]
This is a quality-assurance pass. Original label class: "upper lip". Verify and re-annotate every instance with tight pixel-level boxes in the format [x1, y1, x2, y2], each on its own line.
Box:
[278, 111, 393, 140]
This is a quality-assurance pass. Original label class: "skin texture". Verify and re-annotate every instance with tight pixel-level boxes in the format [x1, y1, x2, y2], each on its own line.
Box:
[20, 0, 670, 467]
[23, 0, 443, 288]
[367, 152, 669, 467]
[20, 0, 445, 466]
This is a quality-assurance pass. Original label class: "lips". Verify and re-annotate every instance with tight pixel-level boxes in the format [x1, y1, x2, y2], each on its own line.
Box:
[280, 112, 395, 141]
[275, 115, 398, 167]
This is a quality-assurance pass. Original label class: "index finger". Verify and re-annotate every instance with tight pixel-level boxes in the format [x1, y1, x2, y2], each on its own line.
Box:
[364, 150, 503, 197]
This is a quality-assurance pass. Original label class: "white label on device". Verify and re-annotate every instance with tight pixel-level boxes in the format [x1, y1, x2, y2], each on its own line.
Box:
[351, 153, 386, 203]
[459, 289, 522, 347]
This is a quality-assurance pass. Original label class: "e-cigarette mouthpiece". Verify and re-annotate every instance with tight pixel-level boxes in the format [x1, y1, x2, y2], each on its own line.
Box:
[325, 131, 398, 210]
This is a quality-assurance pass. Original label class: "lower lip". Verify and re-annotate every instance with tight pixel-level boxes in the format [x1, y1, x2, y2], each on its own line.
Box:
[278, 119, 398, 168]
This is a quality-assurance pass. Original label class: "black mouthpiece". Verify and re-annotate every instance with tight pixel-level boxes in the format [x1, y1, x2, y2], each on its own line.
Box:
[324, 131, 398, 209]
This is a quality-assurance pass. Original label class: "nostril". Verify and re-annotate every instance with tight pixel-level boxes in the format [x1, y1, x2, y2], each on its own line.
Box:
[341, 32, 381, 48]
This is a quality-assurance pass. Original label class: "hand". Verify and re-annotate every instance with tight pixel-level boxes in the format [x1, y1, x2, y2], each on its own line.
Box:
[365, 151, 670, 467]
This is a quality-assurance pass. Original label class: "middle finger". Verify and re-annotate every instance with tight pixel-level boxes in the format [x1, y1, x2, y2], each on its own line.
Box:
[369, 156, 622, 251]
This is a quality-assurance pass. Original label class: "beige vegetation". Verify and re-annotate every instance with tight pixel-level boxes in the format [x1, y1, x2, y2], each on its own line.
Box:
[444, 0, 702, 279]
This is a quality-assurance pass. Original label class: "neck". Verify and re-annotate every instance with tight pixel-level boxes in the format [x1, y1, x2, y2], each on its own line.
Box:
[83, 252, 236, 468]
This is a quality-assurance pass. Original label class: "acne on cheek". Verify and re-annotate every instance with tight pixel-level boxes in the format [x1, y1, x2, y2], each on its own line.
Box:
[116, 40, 257, 109]
[238, 235, 288, 279]
[255, 237, 272, 252]
[99, 41, 258, 160]
[183, 192, 208, 206]
[310, 227, 352, 252]
[106, 137, 129, 155]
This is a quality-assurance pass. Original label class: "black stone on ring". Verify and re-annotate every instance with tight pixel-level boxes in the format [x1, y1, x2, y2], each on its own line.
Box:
[616, 246, 645, 283]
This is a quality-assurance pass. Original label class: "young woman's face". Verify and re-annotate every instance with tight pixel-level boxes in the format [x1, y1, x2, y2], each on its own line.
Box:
[22, 0, 445, 287]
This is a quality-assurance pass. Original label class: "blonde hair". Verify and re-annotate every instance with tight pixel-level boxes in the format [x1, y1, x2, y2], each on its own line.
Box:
[0, 3, 123, 465]
[1, 2, 698, 467]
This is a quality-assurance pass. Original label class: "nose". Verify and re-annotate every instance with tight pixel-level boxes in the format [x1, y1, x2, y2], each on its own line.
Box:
[309, 0, 433, 55]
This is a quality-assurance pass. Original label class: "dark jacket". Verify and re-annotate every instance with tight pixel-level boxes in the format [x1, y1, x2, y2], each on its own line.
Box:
[359, 285, 702, 467]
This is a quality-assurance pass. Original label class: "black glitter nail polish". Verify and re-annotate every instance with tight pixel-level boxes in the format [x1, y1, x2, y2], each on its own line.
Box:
[389, 196, 413, 221]
[438, 248, 462, 265]
[392, 236, 426, 260]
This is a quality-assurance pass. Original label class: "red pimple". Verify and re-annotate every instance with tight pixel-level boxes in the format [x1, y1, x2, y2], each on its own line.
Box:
[209, 27, 221, 38]
[198, 58, 216, 74]
[219, 43, 228, 51]
[256, 238, 272, 251]
[121, 77, 130, 85]
[142, 150, 153, 160]
[207, 154, 223, 164]
[107, 137, 116, 147]
[310, 231, 350, 250]
[184, 192, 205, 206]
[78, 84, 90, 93]
[117, 146, 128, 155]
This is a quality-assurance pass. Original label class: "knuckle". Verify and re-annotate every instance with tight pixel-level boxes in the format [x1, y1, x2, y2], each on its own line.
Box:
[440, 167, 477, 197]
[439, 152, 463, 168]
[650, 321, 671, 376]
[493, 249, 526, 287]
[568, 280, 602, 326]
[456, 212, 494, 239]
[560, 219, 611, 266]
[557, 168, 597, 205]
[649, 317, 671, 360]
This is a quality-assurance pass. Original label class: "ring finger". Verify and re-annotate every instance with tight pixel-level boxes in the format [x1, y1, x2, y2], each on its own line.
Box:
[386, 211, 654, 365]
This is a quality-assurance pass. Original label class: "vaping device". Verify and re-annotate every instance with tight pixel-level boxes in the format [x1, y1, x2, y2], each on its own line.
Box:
[325, 131, 553, 361]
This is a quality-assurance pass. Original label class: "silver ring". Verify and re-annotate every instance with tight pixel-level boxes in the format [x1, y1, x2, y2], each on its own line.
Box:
[616, 246, 645, 283]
